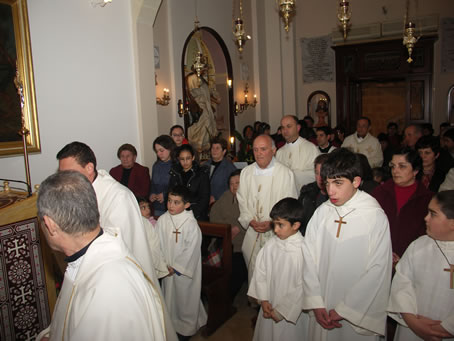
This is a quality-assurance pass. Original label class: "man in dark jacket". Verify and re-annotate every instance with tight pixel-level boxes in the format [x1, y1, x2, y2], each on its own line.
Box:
[298, 153, 330, 231]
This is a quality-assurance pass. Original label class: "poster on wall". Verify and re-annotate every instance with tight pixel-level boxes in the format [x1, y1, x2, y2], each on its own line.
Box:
[301, 35, 335, 83]
[441, 18, 454, 73]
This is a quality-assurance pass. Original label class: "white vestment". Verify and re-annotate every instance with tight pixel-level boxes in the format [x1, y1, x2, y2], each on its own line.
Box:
[92, 170, 177, 341]
[237, 158, 298, 282]
[439, 167, 454, 191]
[302, 190, 392, 341]
[276, 136, 320, 190]
[388, 235, 454, 341]
[37, 228, 166, 341]
[342, 133, 383, 168]
[248, 233, 309, 341]
[143, 217, 169, 279]
[156, 210, 207, 336]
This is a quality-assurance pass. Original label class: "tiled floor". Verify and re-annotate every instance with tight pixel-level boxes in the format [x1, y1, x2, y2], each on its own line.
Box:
[192, 284, 257, 341]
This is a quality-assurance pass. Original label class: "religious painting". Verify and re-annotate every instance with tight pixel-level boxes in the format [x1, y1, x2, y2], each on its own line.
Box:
[307, 90, 331, 128]
[0, 0, 40, 156]
[448, 85, 454, 124]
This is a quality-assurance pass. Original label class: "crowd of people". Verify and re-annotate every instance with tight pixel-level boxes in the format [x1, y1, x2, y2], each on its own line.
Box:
[35, 116, 454, 341]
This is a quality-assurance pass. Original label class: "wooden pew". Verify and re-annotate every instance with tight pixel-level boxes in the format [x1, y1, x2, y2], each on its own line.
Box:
[198, 221, 235, 336]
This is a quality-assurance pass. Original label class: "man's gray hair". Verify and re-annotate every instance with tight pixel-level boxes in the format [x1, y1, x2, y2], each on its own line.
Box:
[253, 134, 276, 148]
[37, 170, 100, 234]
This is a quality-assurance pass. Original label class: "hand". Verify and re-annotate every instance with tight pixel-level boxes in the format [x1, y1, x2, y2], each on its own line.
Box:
[252, 221, 271, 233]
[431, 322, 453, 339]
[392, 252, 400, 267]
[261, 301, 272, 319]
[402, 313, 447, 341]
[314, 308, 335, 330]
[149, 194, 157, 202]
[166, 266, 174, 277]
[231, 226, 241, 240]
[157, 193, 164, 203]
[270, 309, 282, 323]
[328, 309, 343, 328]
[209, 195, 216, 205]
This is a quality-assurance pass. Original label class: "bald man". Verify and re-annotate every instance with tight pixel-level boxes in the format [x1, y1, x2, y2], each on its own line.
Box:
[276, 115, 320, 191]
[403, 124, 423, 149]
[237, 135, 298, 282]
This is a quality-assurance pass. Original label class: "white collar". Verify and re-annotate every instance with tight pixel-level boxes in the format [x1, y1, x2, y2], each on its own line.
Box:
[254, 157, 276, 175]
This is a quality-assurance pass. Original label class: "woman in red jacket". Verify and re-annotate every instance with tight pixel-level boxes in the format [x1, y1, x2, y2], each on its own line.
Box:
[372, 147, 433, 265]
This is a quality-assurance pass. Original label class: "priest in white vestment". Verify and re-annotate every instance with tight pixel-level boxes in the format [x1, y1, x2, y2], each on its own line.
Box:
[388, 191, 454, 341]
[248, 198, 309, 341]
[341, 117, 383, 168]
[36, 171, 166, 341]
[302, 148, 392, 341]
[276, 115, 320, 191]
[156, 187, 207, 337]
[57, 141, 177, 341]
[237, 135, 298, 283]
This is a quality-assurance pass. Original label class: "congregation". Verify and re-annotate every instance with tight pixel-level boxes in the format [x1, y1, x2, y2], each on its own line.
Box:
[36, 116, 454, 341]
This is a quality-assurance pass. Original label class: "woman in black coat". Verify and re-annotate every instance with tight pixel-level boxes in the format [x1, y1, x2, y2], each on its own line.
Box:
[168, 144, 210, 220]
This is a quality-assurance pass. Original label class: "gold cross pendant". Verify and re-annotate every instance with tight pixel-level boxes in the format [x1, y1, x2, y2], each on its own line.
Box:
[173, 230, 181, 243]
[334, 217, 347, 238]
[444, 264, 454, 289]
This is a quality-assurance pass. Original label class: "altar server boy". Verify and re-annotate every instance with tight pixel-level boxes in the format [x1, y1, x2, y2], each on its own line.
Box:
[156, 185, 207, 340]
[388, 190, 454, 341]
[248, 197, 309, 341]
[302, 148, 392, 341]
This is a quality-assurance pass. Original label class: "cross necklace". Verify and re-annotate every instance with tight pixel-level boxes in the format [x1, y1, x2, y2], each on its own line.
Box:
[169, 216, 189, 243]
[333, 207, 356, 238]
[433, 239, 454, 289]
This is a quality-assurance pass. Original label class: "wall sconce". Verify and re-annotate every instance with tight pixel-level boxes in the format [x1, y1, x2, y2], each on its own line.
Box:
[235, 83, 257, 115]
[91, 0, 112, 7]
[337, 0, 352, 40]
[177, 99, 189, 117]
[156, 88, 170, 106]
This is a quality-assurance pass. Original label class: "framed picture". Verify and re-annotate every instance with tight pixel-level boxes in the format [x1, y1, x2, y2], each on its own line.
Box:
[307, 90, 331, 128]
[448, 85, 454, 124]
[0, 0, 40, 156]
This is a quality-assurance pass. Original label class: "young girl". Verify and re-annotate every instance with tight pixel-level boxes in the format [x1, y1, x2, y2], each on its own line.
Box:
[168, 144, 210, 221]
[388, 190, 454, 341]
[150, 135, 175, 217]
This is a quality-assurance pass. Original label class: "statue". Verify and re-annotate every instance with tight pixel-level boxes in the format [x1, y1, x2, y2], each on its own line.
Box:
[186, 65, 221, 152]
[314, 99, 329, 127]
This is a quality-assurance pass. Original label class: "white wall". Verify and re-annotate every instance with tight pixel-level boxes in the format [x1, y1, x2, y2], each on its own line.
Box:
[0, 0, 143, 187]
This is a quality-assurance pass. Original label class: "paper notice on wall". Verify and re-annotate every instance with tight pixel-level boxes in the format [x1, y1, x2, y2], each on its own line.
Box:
[442, 18, 454, 73]
[301, 35, 335, 83]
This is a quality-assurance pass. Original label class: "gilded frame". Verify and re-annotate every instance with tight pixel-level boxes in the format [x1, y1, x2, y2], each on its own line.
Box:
[0, 0, 40, 156]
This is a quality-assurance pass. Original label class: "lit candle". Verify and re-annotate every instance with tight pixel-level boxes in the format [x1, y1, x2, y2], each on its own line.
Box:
[227, 79, 232, 88]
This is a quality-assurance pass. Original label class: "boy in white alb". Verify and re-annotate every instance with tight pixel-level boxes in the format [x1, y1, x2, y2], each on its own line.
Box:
[248, 197, 309, 341]
[388, 191, 454, 341]
[302, 148, 392, 341]
[156, 185, 207, 339]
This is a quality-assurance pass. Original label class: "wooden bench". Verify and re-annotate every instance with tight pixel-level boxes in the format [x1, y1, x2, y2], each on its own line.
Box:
[198, 221, 235, 336]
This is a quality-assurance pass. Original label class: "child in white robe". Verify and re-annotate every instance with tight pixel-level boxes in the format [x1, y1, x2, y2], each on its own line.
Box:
[302, 148, 392, 341]
[388, 190, 454, 341]
[248, 197, 309, 341]
[156, 185, 207, 339]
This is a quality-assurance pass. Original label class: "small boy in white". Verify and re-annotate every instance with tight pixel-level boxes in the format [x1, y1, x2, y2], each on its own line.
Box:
[388, 190, 454, 341]
[302, 148, 392, 341]
[156, 185, 207, 339]
[248, 197, 309, 340]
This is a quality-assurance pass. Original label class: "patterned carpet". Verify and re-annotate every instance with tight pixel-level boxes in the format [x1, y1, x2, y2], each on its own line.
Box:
[0, 218, 51, 340]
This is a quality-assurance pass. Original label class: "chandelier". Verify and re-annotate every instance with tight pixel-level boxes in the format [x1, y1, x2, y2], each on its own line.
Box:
[403, 0, 419, 63]
[232, 0, 251, 53]
[337, 0, 351, 40]
[278, 0, 296, 33]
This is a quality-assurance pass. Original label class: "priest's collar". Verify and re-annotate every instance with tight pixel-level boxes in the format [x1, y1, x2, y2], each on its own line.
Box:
[65, 228, 104, 263]
[355, 133, 368, 142]
[254, 157, 275, 175]
[287, 136, 301, 145]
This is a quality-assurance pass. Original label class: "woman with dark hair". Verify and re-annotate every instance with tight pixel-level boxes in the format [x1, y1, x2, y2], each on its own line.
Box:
[415, 135, 448, 192]
[237, 125, 254, 163]
[110, 143, 150, 199]
[168, 144, 210, 221]
[357, 153, 379, 194]
[150, 135, 176, 216]
[372, 147, 433, 264]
